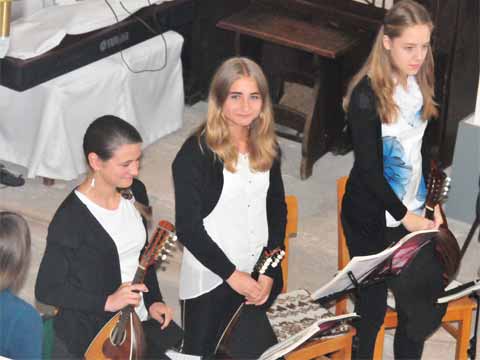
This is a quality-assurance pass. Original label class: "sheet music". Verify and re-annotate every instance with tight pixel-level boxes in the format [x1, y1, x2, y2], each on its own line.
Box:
[260, 312, 357, 360]
[311, 229, 438, 301]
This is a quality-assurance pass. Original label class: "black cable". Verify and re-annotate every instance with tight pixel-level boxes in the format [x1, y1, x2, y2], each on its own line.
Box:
[104, 0, 168, 73]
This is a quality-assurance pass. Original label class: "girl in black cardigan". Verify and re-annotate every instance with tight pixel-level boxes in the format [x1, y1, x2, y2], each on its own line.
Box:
[342, 1, 446, 359]
[173, 57, 287, 358]
[35, 116, 181, 359]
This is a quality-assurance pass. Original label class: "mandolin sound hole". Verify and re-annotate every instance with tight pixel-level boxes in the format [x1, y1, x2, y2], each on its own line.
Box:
[109, 325, 127, 346]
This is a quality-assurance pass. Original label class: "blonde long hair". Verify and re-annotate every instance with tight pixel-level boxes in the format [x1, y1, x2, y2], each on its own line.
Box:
[343, 0, 438, 123]
[198, 57, 278, 172]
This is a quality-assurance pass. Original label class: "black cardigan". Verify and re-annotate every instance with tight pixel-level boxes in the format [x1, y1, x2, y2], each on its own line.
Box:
[342, 77, 409, 255]
[35, 179, 162, 356]
[172, 134, 287, 282]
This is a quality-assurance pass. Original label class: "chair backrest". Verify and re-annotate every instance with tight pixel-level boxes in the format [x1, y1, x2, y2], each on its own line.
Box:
[336, 176, 350, 315]
[282, 195, 298, 293]
[337, 176, 350, 270]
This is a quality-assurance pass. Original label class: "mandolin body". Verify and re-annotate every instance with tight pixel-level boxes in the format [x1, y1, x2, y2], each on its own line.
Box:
[84, 310, 145, 360]
[84, 220, 176, 360]
[433, 226, 461, 283]
[425, 161, 461, 284]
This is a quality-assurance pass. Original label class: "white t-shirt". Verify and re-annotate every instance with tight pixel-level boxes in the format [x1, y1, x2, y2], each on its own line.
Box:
[179, 153, 270, 300]
[382, 76, 428, 227]
[75, 190, 148, 320]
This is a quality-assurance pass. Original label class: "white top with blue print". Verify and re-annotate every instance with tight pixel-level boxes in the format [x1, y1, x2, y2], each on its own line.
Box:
[381, 76, 428, 227]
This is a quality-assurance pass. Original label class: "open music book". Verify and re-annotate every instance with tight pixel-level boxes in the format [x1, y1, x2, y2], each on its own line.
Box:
[260, 289, 358, 360]
[311, 229, 439, 301]
[437, 279, 480, 304]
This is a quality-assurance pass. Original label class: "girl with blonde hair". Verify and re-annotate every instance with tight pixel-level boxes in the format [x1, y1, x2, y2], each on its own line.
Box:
[341, 1, 446, 359]
[173, 57, 286, 358]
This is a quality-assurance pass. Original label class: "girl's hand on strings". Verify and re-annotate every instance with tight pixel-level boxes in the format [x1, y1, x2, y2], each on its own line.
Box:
[149, 302, 174, 329]
[401, 210, 434, 232]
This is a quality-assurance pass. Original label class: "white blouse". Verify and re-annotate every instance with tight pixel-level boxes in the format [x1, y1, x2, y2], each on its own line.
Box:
[179, 153, 270, 300]
[382, 76, 428, 227]
[75, 190, 148, 320]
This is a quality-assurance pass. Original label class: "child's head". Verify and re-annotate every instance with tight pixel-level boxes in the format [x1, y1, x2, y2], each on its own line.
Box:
[208, 57, 270, 110]
[206, 57, 273, 132]
[202, 57, 278, 172]
[344, 0, 437, 123]
[0, 212, 31, 291]
[378, 0, 434, 81]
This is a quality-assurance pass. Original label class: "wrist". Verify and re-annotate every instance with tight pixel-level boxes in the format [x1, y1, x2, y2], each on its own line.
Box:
[226, 269, 238, 283]
[104, 295, 112, 312]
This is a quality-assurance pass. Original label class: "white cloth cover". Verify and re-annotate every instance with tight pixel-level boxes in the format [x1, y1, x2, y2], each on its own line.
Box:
[9, 0, 173, 59]
[0, 30, 184, 180]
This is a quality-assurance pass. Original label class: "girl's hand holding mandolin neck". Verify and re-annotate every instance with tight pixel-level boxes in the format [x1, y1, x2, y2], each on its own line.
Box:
[104, 282, 149, 312]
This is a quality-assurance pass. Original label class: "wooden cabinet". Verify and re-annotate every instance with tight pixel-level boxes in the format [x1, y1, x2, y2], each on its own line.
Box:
[182, 0, 251, 105]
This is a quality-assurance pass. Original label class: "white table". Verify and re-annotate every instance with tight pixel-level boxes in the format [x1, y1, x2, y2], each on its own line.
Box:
[0, 30, 185, 181]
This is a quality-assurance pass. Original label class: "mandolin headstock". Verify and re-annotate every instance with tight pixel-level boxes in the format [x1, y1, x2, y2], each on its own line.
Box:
[139, 220, 177, 269]
[254, 247, 285, 275]
[426, 161, 451, 211]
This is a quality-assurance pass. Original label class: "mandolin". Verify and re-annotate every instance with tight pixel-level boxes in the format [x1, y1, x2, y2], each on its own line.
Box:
[84, 220, 177, 360]
[425, 161, 460, 284]
[214, 247, 285, 359]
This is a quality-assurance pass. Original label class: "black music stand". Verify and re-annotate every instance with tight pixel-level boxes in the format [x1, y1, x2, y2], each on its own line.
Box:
[459, 175, 480, 262]
[455, 174, 480, 360]
[469, 291, 480, 360]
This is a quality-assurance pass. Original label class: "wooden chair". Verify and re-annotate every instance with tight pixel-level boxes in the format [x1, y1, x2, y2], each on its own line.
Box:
[278, 195, 356, 360]
[335, 176, 477, 360]
[36, 301, 59, 360]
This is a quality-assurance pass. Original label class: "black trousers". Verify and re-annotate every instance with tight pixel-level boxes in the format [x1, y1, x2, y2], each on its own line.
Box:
[181, 282, 278, 359]
[342, 216, 447, 360]
[52, 318, 182, 359]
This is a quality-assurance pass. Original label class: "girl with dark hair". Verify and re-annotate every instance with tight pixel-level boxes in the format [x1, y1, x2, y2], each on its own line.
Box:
[342, 1, 447, 359]
[35, 115, 182, 359]
[0, 211, 42, 359]
[172, 57, 287, 358]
